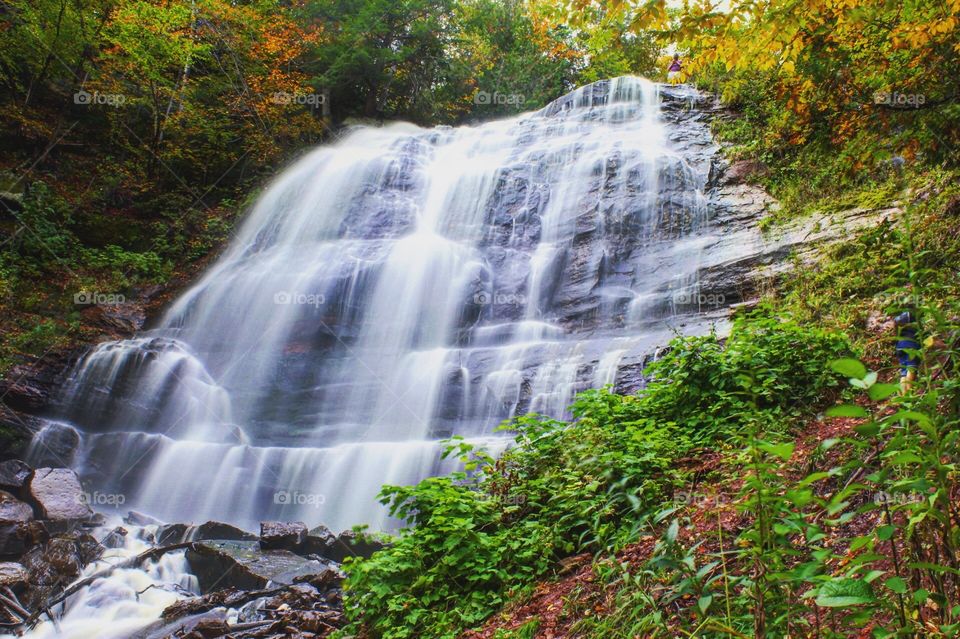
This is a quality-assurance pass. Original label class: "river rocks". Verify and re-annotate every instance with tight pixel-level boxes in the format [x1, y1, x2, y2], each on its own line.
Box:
[324, 529, 386, 563]
[0, 460, 31, 491]
[156, 521, 258, 545]
[0, 521, 49, 557]
[0, 491, 33, 523]
[158, 582, 345, 638]
[28, 467, 93, 523]
[259, 521, 307, 551]
[186, 540, 340, 593]
[125, 510, 164, 526]
[19, 533, 100, 609]
[303, 524, 338, 557]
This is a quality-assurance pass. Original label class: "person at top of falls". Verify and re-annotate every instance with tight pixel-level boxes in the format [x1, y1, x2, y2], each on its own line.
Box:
[667, 54, 683, 82]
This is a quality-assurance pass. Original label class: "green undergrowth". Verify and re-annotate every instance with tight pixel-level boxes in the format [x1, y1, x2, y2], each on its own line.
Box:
[338, 313, 850, 639]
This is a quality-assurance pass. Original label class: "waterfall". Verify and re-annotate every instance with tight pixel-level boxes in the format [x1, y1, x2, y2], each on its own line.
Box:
[44, 77, 718, 532]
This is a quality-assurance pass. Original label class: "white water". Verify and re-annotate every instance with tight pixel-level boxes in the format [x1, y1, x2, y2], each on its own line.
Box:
[42, 77, 717, 533]
[29, 525, 197, 639]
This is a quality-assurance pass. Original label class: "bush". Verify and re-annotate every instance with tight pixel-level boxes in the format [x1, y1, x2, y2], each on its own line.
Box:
[638, 311, 850, 442]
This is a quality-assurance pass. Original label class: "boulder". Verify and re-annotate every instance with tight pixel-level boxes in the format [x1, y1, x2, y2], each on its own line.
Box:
[186, 540, 340, 594]
[156, 520, 257, 546]
[27, 468, 93, 523]
[102, 526, 129, 549]
[124, 510, 164, 527]
[259, 521, 307, 551]
[303, 524, 338, 557]
[0, 459, 31, 491]
[324, 530, 386, 563]
[0, 520, 49, 557]
[26, 424, 81, 468]
[721, 159, 769, 185]
[0, 490, 33, 523]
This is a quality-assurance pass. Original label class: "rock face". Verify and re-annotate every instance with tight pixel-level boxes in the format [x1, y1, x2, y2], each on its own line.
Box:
[186, 540, 340, 593]
[27, 468, 93, 522]
[259, 521, 307, 551]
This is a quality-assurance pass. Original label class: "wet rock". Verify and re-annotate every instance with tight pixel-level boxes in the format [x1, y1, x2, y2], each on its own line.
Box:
[85, 303, 147, 334]
[124, 510, 164, 526]
[27, 423, 81, 468]
[0, 520, 49, 557]
[0, 405, 43, 461]
[0, 490, 33, 523]
[0, 459, 31, 491]
[102, 526, 129, 549]
[259, 521, 307, 551]
[0, 561, 27, 588]
[0, 350, 79, 413]
[324, 530, 386, 563]
[183, 617, 230, 638]
[186, 540, 339, 593]
[20, 535, 90, 609]
[303, 524, 338, 557]
[237, 582, 345, 635]
[27, 467, 93, 523]
[156, 520, 257, 545]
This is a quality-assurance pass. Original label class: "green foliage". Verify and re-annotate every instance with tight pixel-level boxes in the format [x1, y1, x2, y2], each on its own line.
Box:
[341, 390, 685, 639]
[638, 311, 849, 442]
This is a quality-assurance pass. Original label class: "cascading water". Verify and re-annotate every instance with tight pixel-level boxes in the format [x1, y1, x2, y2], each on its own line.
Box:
[39, 77, 720, 532]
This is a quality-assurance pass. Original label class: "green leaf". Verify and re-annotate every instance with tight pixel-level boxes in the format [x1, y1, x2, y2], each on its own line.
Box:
[759, 441, 795, 461]
[830, 358, 868, 380]
[854, 422, 881, 437]
[876, 525, 896, 541]
[885, 576, 907, 594]
[666, 519, 679, 543]
[826, 404, 869, 418]
[815, 578, 877, 607]
[867, 383, 900, 401]
[697, 594, 713, 615]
